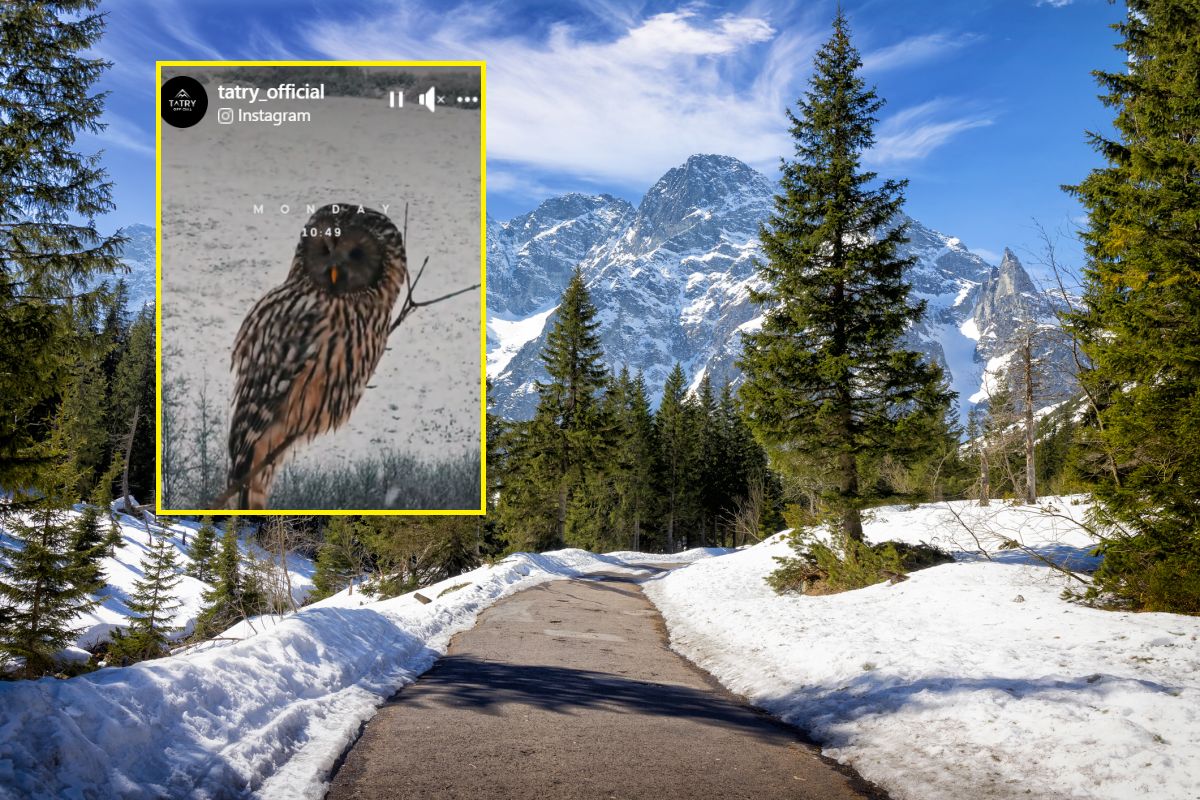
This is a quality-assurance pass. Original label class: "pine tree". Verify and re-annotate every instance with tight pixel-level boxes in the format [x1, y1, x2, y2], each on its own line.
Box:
[68, 505, 108, 595]
[85, 461, 124, 556]
[187, 516, 219, 583]
[0, 473, 98, 677]
[739, 12, 951, 544]
[240, 549, 270, 617]
[654, 364, 697, 552]
[717, 382, 773, 545]
[0, 1, 125, 491]
[57, 349, 110, 497]
[194, 518, 245, 636]
[108, 528, 182, 664]
[1066, 0, 1200, 611]
[611, 369, 656, 551]
[498, 269, 610, 550]
[691, 374, 723, 546]
[311, 516, 366, 599]
[564, 378, 624, 552]
[109, 307, 155, 506]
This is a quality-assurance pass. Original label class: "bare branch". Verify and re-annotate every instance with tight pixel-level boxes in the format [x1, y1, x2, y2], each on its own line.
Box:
[388, 204, 480, 337]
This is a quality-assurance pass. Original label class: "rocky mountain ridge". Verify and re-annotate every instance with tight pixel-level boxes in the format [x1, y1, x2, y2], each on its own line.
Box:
[487, 154, 1075, 422]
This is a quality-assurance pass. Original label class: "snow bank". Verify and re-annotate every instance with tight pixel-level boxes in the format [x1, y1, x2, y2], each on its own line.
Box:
[603, 546, 732, 564]
[0, 548, 671, 800]
[1, 508, 316, 652]
[643, 498, 1200, 800]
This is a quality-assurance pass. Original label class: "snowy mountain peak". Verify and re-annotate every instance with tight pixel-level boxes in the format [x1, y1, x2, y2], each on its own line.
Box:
[991, 248, 1039, 296]
[623, 155, 774, 257]
[514, 193, 631, 234]
[488, 193, 634, 319]
[974, 248, 1047, 331]
[487, 154, 1078, 420]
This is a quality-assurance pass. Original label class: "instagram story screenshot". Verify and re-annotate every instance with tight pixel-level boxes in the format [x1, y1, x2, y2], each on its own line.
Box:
[156, 63, 485, 514]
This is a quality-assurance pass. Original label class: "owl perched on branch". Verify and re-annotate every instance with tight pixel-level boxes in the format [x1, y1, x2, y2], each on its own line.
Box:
[223, 204, 407, 509]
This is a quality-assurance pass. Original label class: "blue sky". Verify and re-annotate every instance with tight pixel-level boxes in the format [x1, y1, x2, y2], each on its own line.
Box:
[90, 0, 1124, 269]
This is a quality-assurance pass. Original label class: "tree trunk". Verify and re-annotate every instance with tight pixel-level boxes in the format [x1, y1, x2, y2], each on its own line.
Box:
[838, 449, 863, 543]
[666, 504, 675, 553]
[1022, 336, 1037, 505]
[277, 522, 297, 614]
[121, 402, 140, 515]
[556, 483, 568, 548]
[979, 443, 991, 507]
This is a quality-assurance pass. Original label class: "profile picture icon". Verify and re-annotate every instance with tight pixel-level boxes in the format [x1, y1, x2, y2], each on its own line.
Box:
[160, 75, 208, 128]
[217, 107, 234, 125]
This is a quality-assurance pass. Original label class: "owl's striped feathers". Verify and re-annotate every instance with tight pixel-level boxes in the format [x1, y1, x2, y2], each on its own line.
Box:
[223, 204, 407, 509]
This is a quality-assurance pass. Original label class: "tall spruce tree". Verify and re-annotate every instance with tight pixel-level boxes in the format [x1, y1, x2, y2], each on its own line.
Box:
[58, 348, 110, 497]
[739, 12, 951, 544]
[68, 505, 108, 595]
[611, 369, 656, 551]
[691, 374, 723, 546]
[0, 1, 125, 492]
[654, 364, 696, 552]
[717, 382, 773, 544]
[109, 528, 182, 664]
[498, 269, 610, 550]
[109, 307, 155, 506]
[1066, 1, 1200, 612]
[0, 472, 98, 677]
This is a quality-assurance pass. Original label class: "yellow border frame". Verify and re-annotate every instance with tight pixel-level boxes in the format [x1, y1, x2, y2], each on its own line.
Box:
[155, 60, 487, 516]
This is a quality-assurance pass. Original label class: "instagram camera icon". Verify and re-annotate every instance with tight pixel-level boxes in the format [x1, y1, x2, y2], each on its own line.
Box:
[217, 107, 234, 125]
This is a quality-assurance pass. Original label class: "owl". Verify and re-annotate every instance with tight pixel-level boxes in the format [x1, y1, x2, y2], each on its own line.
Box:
[224, 204, 407, 509]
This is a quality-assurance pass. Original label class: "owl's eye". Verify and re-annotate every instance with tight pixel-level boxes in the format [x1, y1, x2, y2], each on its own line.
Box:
[349, 246, 364, 261]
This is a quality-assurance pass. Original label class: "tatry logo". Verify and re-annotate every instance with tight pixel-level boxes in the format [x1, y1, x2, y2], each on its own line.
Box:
[161, 76, 208, 128]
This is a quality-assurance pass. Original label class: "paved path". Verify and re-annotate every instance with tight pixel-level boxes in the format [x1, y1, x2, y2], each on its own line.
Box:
[326, 570, 886, 800]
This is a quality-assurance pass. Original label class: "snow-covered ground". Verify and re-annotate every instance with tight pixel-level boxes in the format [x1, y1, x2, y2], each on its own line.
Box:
[0, 545, 718, 800]
[0, 505, 314, 657]
[644, 498, 1200, 800]
[7, 499, 1195, 800]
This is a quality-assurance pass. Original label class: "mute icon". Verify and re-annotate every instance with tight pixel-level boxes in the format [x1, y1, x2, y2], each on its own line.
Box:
[418, 86, 436, 113]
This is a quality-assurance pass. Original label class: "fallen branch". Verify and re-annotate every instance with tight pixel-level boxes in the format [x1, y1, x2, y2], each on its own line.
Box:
[941, 500, 1092, 585]
[941, 501, 993, 561]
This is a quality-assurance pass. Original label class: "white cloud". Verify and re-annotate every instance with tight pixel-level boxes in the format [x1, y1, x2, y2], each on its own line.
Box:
[862, 32, 977, 73]
[151, 0, 227, 60]
[867, 100, 993, 165]
[1035, 0, 1073, 7]
[84, 113, 154, 158]
[305, 5, 816, 187]
[970, 247, 1002, 264]
[485, 167, 585, 202]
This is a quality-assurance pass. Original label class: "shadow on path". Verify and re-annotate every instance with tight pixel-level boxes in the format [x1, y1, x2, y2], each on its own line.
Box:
[394, 654, 796, 747]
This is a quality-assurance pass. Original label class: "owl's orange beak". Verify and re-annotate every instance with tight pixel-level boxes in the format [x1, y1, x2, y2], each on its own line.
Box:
[329, 265, 339, 285]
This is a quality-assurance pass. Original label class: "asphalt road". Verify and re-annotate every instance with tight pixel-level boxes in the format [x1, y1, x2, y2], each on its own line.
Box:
[325, 569, 887, 800]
